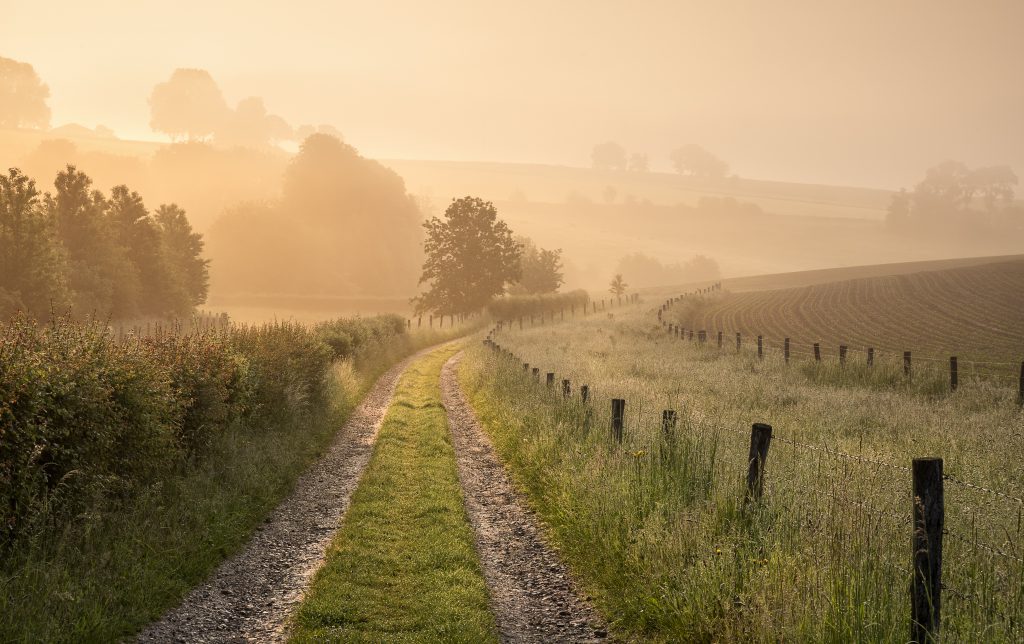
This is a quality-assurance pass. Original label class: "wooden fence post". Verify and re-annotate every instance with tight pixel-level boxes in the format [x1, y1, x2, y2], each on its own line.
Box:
[688, 329, 693, 341]
[814, 343, 821, 362]
[911, 457, 944, 644]
[523, 362, 529, 372]
[784, 337, 790, 364]
[661, 410, 677, 434]
[839, 345, 847, 365]
[611, 398, 625, 443]
[949, 357, 957, 392]
[581, 385, 590, 404]
[718, 331, 723, 348]
[532, 367, 540, 381]
[868, 347, 874, 366]
[546, 372, 555, 387]
[905, 351, 912, 378]
[757, 335, 763, 360]
[562, 379, 571, 398]
[736, 332, 741, 352]
[1019, 361, 1024, 406]
[745, 423, 773, 502]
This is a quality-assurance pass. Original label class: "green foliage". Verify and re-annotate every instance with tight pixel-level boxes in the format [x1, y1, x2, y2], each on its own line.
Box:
[0, 164, 211, 321]
[511, 236, 563, 295]
[0, 56, 50, 129]
[0, 168, 70, 317]
[0, 314, 406, 549]
[315, 314, 406, 363]
[487, 289, 589, 320]
[415, 196, 521, 315]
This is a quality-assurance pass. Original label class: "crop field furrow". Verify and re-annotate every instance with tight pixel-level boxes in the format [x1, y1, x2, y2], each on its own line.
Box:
[671, 259, 1024, 368]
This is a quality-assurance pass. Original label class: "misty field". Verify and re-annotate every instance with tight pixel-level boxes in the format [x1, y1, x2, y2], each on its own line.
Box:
[463, 304, 1024, 641]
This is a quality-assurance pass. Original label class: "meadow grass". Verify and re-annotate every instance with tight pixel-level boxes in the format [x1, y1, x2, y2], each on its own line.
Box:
[0, 324, 468, 643]
[462, 307, 1024, 642]
[290, 343, 497, 643]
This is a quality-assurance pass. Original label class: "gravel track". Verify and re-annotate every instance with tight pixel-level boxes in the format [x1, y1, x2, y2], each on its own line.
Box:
[138, 349, 428, 643]
[441, 352, 607, 643]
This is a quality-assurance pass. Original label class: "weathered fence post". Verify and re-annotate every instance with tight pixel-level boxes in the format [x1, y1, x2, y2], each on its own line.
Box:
[580, 385, 590, 404]
[532, 367, 540, 381]
[784, 337, 790, 364]
[661, 410, 677, 434]
[1019, 361, 1024, 406]
[699, 330, 706, 343]
[868, 347, 874, 367]
[562, 379, 571, 398]
[688, 330, 693, 342]
[718, 331, 723, 348]
[736, 332, 741, 352]
[523, 362, 529, 372]
[611, 398, 625, 443]
[911, 457, 944, 644]
[839, 345, 847, 365]
[813, 343, 821, 362]
[546, 372, 554, 387]
[905, 351, 912, 378]
[949, 357, 957, 392]
[757, 335, 763, 360]
[745, 423, 772, 502]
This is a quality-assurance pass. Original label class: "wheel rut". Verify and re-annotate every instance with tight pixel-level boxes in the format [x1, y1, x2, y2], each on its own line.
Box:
[138, 348, 430, 644]
[441, 351, 608, 643]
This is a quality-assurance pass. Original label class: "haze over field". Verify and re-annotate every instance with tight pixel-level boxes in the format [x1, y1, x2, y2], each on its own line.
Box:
[1, 1, 1022, 321]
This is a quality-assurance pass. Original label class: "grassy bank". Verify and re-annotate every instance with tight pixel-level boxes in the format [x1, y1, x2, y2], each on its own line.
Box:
[461, 308, 1024, 641]
[291, 343, 497, 643]
[0, 316, 471, 642]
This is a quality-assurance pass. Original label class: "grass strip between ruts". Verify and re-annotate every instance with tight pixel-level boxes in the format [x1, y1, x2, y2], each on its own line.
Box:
[290, 342, 497, 643]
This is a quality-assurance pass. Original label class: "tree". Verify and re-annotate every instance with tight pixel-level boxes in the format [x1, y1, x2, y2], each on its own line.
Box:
[149, 68, 229, 141]
[670, 144, 728, 178]
[885, 188, 911, 230]
[628, 152, 649, 172]
[591, 142, 627, 171]
[0, 169, 68, 316]
[156, 204, 210, 308]
[609, 274, 628, 299]
[415, 197, 520, 315]
[215, 96, 293, 150]
[46, 165, 139, 317]
[512, 236, 563, 294]
[0, 57, 50, 129]
[107, 185, 175, 315]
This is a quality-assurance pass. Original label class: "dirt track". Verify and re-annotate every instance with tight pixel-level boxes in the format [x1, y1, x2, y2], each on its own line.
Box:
[137, 350, 426, 644]
[441, 352, 607, 643]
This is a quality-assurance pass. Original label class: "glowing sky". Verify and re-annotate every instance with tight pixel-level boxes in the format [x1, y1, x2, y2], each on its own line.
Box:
[3, 0, 1022, 187]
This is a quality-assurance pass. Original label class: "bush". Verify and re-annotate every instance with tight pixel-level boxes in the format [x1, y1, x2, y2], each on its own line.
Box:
[0, 313, 408, 549]
[487, 290, 590, 320]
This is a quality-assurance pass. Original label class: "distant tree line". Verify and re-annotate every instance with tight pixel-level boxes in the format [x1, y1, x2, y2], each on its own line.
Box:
[0, 166, 208, 320]
[616, 252, 720, 288]
[591, 141, 729, 178]
[887, 161, 1022, 237]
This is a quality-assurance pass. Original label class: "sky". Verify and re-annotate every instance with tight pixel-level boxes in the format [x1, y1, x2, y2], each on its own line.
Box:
[3, 0, 1022, 188]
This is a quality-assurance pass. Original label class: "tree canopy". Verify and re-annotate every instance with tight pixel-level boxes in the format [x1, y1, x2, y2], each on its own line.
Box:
[149, 69, 230, 141]
[511, 236, 563, 295]
[0, 165, 209, 320]
[414, 197, 520, 315]
[887, 161, 1022, 235]
[0, 56, 50, 129]
[670, 144, 729, 178]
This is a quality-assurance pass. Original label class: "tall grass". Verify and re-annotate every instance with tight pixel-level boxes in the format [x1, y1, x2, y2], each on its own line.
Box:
[462, 308, 1024, 641]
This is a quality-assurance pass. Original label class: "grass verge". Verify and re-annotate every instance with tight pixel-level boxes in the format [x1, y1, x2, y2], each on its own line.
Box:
[290, 343, 497, 643]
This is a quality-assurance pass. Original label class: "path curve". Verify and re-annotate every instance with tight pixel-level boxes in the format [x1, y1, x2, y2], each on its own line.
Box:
[139, 348, 430, 643]
[441, 352, 608, 643]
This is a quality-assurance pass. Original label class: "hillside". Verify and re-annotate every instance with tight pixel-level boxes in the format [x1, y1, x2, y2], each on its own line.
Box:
[666, 257, 1024, 364]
